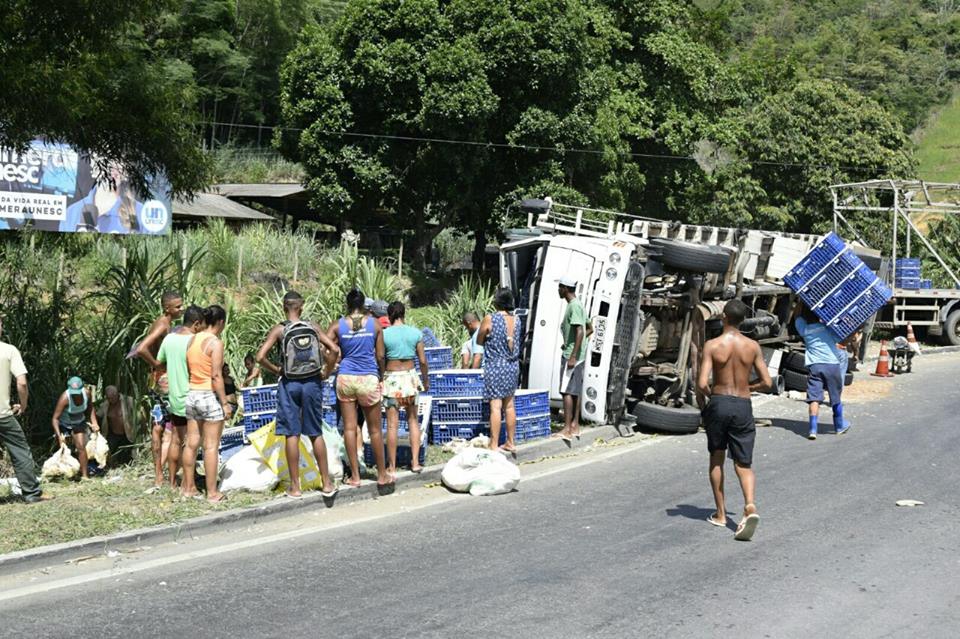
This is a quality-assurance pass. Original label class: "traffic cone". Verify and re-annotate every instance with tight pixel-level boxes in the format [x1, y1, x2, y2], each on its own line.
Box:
[906, 322, 921, 355]
[871, 340, 894, 377]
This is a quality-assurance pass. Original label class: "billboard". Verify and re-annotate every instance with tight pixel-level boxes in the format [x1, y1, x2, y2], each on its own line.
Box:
[0, 139, 171, 235]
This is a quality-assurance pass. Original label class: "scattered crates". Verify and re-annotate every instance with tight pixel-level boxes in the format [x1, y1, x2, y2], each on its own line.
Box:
[241, 411, 276, 437]
[513, 389, 550, 418]
[432, 397, 488, 422]
[921, 279, 933, 289]
[322, 405, 339, 428]
[429, 370, 484, 397]
[895, 257, 921, 267]
[785, 232, 892, 341]
[220, 425, 244, 449]
[321, 377, 337, 405]
[240, 384, 278, 414]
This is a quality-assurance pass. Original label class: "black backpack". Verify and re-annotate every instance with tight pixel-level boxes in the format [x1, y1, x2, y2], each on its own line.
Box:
[281, 320, 323, 380]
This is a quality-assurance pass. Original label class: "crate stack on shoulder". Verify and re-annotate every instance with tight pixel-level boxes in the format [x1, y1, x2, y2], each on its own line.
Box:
[894, 257, 922, 289]
[429, 370, 488, 444]
[429, 369, 552, 445]
[784, 232, 893, 341]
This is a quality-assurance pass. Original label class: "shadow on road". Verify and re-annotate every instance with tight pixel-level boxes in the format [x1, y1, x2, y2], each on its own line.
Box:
[768, 417, 845, 438]
[666, 504, 736, 531]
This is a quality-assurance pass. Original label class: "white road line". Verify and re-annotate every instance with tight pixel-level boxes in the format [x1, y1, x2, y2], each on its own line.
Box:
[0, 436, 664, 603]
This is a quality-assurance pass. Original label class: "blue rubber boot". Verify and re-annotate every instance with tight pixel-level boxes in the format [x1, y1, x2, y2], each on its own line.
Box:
[834, 403, 851, 435]
[808, 414, 818, 440]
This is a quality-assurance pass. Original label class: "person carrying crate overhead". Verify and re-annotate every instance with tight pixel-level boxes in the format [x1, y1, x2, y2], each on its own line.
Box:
[792, 302, 852, 440]
[256, 291, 340, 499]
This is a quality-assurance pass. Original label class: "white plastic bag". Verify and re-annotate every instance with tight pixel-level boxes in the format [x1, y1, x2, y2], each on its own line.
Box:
[322, 423, 344, 481]
[219, 445, 279, 493]
[41, 445, 81, 480]
[441, 447, 520, 496]
[85, 431, 110, 467]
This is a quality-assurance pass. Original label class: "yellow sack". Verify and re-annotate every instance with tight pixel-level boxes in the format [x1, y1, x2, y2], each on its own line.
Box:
[85, 431, 110, 467]
[41, 444, 81, 480]
[247, 419, 323, 491]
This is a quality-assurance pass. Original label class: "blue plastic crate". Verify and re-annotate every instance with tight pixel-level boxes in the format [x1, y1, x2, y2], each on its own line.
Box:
[809, 263, 880, 317]
[220, 426, 244, 449]
[321, 405, 340, 428]
[896, 258, 921, 267]
[431, 421, 489, 444]
[241, 410, 276, 437]
[514, 389, 551, 418]
[895, 278, 921, 289]
[415, 346, 454, 372]
[824, 280, 893, 341]
[240, 384, 278, 413]
[783, 233, 847, 291]
[363, 440, 426, 468]
[496, 414, 553, 444]
[432, 397, 488, 422]
[321, 377, 337, 405]
[921, 279, 933, 289]
[429, 370, 485, 397]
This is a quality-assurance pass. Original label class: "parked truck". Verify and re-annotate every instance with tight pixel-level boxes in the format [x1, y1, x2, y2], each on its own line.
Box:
[500, 198, 871, 433]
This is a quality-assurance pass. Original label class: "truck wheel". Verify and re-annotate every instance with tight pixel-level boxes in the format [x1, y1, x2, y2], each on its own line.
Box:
[781, 351, 808, 373]
[648, 238, 732, 274]
[783, 369, 808, 392]
[631, 401, 701, 434]
[944, 310, 960, 346]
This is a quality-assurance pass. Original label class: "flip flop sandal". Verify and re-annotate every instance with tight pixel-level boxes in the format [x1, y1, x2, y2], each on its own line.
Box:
[284, 492, 304, 499]
[410, 467, 423, 474]
[734, 513, 760, 541]
[707, 515, 727, 527]
[320, 487, 339, 498]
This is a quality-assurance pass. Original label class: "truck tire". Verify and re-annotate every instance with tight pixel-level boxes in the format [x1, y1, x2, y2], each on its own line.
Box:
[944, 310, 960, 346]
[631, 401, 701, 434]
[781, 351, 808, 373]
[783, 368, 808, 392]
[648, 238, 732, 274]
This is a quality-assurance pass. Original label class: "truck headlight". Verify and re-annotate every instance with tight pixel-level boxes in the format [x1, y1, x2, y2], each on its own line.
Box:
[609, 252, 621, 265]
[585, 387, 597, 400]
[584, 401, 597, 414]
[605, 267, 618, 280]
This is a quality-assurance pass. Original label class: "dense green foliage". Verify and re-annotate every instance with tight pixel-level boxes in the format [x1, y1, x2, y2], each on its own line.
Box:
[278, 0, 956, 256]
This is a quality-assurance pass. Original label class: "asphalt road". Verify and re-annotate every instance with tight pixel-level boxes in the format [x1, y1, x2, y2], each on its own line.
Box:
[2, 353, 959, 638]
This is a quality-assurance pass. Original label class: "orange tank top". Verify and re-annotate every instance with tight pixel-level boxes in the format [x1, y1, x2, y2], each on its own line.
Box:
[187, 331, 215, 390]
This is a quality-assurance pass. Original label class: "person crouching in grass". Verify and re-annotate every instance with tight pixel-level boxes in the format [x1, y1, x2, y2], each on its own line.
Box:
[51, 376, 101, 480]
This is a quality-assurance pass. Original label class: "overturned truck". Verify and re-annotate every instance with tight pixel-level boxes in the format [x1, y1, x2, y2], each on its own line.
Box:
[500, 200, 868, 433]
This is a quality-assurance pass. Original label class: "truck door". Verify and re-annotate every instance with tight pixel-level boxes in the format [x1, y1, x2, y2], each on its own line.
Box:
[528, 246, 597, 401]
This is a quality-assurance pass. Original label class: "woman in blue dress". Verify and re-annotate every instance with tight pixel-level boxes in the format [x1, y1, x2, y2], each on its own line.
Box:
[477, 288, 522, 453]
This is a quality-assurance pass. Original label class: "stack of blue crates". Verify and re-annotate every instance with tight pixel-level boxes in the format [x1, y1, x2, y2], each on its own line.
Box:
[895, 258, 922, 289]
[784, 232, 893, 341]
[429, 368, 551, 445]
[240, 378, 338, 442]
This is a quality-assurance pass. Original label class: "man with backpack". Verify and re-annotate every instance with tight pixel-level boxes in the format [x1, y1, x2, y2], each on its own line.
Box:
[256, 291, 340, 498]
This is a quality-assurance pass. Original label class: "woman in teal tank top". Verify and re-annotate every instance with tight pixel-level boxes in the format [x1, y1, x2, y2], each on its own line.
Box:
[51, 376, 101, 479]
[382, 301, 430, 476]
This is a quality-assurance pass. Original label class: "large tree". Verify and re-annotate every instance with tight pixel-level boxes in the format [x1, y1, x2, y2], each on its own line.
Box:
[0, 0, 209, 195]
[279, 0, 659, 268]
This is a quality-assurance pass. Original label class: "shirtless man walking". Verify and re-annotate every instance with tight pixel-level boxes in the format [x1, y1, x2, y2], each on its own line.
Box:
[697, 299, 772, 541]
[132, 291, 183, 487]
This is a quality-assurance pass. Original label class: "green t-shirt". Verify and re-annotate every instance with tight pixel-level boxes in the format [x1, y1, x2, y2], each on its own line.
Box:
[157, 333, 192, 416]
[383, 324, 422, 361]
[561, 298, 588, 361]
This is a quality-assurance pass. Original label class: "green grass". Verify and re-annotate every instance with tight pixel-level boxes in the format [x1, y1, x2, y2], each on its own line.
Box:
[916, 90, 960, 183]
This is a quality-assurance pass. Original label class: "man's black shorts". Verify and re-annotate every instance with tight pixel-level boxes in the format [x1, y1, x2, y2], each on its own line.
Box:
[702, 395, 756, 466]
